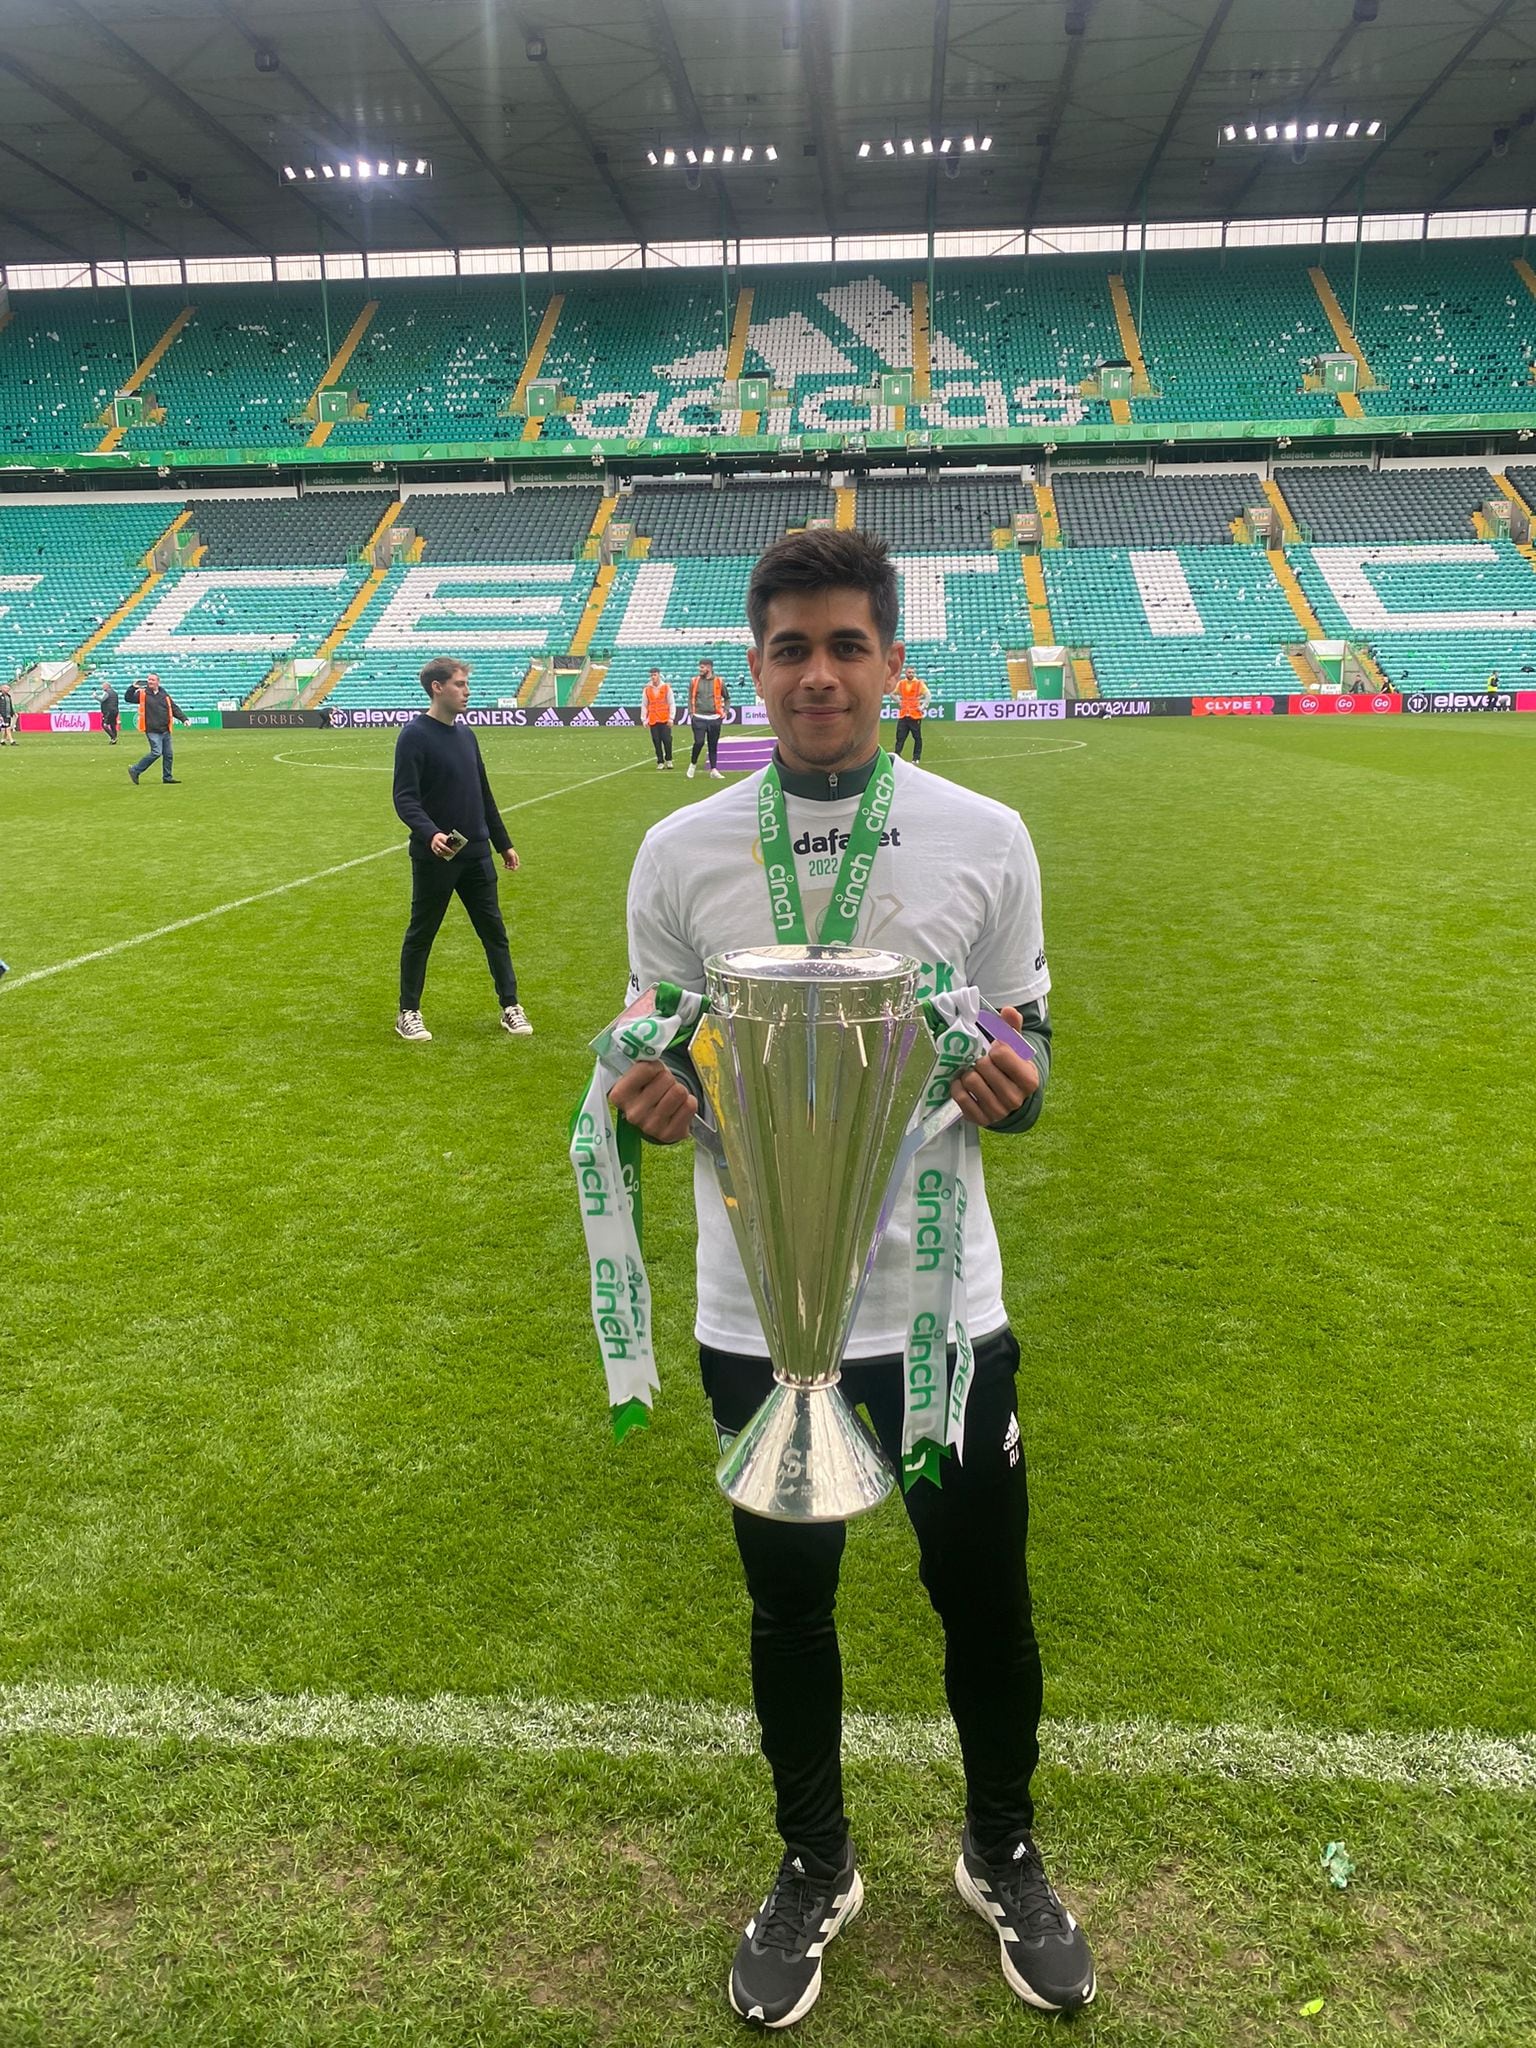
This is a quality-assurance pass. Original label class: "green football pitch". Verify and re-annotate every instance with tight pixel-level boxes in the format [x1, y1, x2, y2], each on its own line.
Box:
[1, 715, 1532, 2045]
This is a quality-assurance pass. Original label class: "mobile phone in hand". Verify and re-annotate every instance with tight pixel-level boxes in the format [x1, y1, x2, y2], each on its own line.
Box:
[441, 829, 468, 857]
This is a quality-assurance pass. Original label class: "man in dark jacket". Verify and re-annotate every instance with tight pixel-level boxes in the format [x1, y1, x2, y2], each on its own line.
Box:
[126, 674, 187, 784]
[0, 683, 16, 747]
[391, 655, 529, 1043]
[99, 681, 121, 745]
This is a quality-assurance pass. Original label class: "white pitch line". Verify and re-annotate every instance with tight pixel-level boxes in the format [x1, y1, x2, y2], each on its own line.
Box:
[0, 1682, 1530, 1793]
[0, 759, 644, 994]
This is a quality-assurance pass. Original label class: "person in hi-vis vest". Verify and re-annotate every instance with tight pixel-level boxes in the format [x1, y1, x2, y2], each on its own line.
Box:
[643, 669, 677, 770]
[686, 659, 731, 780]
[894, 667, 931, 763]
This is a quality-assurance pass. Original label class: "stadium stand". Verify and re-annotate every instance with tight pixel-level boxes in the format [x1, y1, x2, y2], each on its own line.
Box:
[624, 477, 832, 554]
[1041, 546, 1300, 696]
[1289, 538, 1536, 692]
[114, 286, 370, 451]
[1053, 469, 1264, 546]
[0, 501, 172, 680]
[77, 565, 373, 714]
[402, 485, 604, 561]
[741, 267, 912, 434]
[1133, 254, 1342, 424]
[536, 275, 731, 441]
[855, 472, 1031, 548]
[594, 547, 1027, 704]
[323, 280, 554, 446]
[188, 490, 393, 565]
[0, 289, 141, 453]
[1276, 465, 1491, 542]
[325, 559, 597, 709]
[1347, 246, 1536, 418]
[924, 257, 1119, 427]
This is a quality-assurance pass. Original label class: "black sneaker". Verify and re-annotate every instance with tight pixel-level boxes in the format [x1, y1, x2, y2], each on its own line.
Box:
[729, 1841, 863, 2030]
[955, 1824, 1096, 2012]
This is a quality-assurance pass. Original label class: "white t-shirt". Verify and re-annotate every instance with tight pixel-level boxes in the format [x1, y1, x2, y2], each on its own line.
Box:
[625, 756, 1050, 1358]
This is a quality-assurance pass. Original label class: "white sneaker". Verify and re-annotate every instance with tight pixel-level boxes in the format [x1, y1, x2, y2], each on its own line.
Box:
[500, 1003, 534, 1037]
[396, 1009, 432, 1042]
[710, 768, 724, 779]
[686, 762, 696, 780]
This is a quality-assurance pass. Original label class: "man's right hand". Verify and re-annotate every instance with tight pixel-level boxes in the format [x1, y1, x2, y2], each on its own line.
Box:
[608, 1059, 698, 1144]
[429, 831, 454, 858]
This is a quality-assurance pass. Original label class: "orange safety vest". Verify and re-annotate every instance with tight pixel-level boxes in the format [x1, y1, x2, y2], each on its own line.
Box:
[690, 673, 725, 717]
[898, 677, 926, 719]
[643, 680, 671, 724]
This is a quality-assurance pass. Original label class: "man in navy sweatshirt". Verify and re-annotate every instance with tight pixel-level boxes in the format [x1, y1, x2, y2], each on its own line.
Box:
[391, 656, 530, 1043]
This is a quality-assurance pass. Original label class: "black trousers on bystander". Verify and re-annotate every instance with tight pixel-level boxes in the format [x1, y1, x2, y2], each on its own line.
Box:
[399, 850, 518, 1011]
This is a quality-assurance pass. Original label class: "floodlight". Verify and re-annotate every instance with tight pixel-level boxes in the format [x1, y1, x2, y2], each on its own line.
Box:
[702, 147, 715, 163]
[282, 164, 297, 181]
[358, 160, 372, 178]
[338, 162, 351, 177]
[1345, 120, 1359, 136]
[1306, 123, 1319, 139]
[884, 139, 897, 155]
[415, 158, 428, 174]
[858, 141, 870, 157]
[304, 165, 316, 179]
[1223, 125, 1237, 141]
[1366, 119, 1380, 135]
[979, 136, 992, 150]
[663, 148, 675, 165]
[902, 137, 915, 155]
[940, 137, 952, 152]
[765, 145, 777, 160]
[921, 138, 934, 154]
[1325, 122, 1338, 138]
[322, 163, 335, 177]
[722, 146, 734, 162]
[1245, 123, 1258, 141]
[963, 135, 976, 151]
[742, 146, 753, 160]
[1265, 124, 1278, 141]
[685, 148, 697, 163]
[647, 149, 658, 165]
[1284, 122, 1298, 140]
[396, 159, 408, 175]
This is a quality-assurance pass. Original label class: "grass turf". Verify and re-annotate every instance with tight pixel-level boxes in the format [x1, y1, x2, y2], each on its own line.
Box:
[0, 715, 1533, 2041]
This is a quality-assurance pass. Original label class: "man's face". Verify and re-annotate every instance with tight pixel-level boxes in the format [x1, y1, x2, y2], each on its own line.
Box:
[748, 587, 903, 775]
[433, 669, 470, 715]
[147, 676, 160, 691]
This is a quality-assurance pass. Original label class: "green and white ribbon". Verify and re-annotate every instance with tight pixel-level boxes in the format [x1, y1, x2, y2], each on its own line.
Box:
[571, 983, 703, 1441]
[757, 749, 896, 945]
[900, 987, 985, 1492]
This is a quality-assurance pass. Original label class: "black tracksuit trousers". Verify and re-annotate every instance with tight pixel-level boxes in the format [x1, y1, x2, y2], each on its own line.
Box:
[699, 1324, 1041, 1866]
[399, 848, 518, 1010]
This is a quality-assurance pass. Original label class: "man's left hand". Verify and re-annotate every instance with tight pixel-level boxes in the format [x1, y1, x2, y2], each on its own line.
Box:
[949, 1004, 1040, 1127]
[502, 847, 520, 871]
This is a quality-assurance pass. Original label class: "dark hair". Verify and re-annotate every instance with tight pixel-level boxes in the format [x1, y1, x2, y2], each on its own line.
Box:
[419, 656, 468, 696]
[747, 528, 899, 649]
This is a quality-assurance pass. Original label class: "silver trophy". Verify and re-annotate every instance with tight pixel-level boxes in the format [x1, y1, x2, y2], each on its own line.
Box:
[687, 945, 939, 1523]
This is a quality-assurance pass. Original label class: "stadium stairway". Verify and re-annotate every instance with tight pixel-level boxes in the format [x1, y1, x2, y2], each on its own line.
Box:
[1104, 273, 1152, 422]
[726, 287, 759, 434]
[94, 306, 197, 454]
[511, 295, 565, 442]
[304, 301, 381, 448]
[1307, 268, 1374, 418]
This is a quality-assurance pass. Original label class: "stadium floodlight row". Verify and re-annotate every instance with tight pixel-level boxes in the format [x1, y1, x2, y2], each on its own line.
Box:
[2, 240, 1536, 471]
[3, 466, 1535, 716]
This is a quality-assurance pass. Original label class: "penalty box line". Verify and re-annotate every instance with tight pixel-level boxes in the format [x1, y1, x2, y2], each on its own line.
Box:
[0, 759, 645, 995]
[0, 1681, 1530, 1794]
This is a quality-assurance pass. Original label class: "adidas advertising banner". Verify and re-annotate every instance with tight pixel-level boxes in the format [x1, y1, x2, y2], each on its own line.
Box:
[1288, 693, 1402, 716]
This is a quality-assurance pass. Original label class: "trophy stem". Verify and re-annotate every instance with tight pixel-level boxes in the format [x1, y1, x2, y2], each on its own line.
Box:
[716, 1381, 896, 1523]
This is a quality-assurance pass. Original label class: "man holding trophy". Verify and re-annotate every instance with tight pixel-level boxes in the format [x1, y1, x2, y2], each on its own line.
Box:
[599, 529, 1094, 2027]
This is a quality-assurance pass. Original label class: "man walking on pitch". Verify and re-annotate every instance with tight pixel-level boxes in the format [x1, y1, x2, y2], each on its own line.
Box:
[643, 668, 676, 770]
[686, 657, 730, 779]
[0, 682, 16, 747]
[608, 529, 1093, 2027]
[127, 674, 187, 784]
[391, 656, 530, 1043]
[100, 681, 121, 745]
[893, 664, 930, 762]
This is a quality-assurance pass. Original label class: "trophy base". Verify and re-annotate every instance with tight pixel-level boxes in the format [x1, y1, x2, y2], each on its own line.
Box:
[716, 1380, 896, 1523]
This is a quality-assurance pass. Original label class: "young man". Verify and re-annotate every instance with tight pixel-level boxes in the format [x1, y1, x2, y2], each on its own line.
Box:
[686, 657, 730, 780]
[126, 674, 187, 784]
[610, 529, 1093, 2029]
[391, 656, 531, 1043]
[643, 668, 676, 769]
[99, 681, 121, 745]
[0, 682, 16, 747]
[893, 665, 931, 762]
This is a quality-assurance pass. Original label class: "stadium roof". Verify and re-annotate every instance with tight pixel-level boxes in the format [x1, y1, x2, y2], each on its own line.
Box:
[0, 0, 1532, 266]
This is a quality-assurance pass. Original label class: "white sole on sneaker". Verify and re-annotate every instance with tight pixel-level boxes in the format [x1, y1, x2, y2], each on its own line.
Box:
[728, 1869, 864, 2031]
[953, 1856, 1095, 2013]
